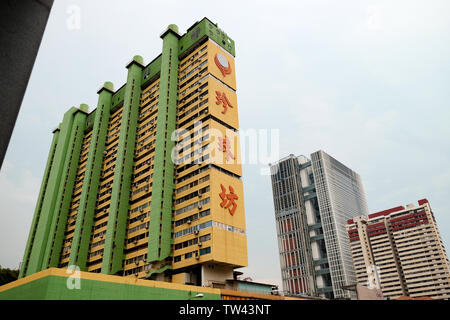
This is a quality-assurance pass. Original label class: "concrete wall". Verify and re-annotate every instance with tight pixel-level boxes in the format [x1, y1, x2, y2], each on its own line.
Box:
[0, 0, 54, 169]
[201, 263, 233, 288]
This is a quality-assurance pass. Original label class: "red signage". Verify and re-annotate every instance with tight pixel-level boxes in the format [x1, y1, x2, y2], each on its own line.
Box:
[218, 135, 235, 161]
[214, 53, 232, 77]
[215, 91, 233, 114]
[219, 184, 238, 215]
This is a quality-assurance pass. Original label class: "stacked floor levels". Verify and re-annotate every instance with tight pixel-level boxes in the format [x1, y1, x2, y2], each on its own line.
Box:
[347, 199, 450, 299]
[19, 18, 247, 288]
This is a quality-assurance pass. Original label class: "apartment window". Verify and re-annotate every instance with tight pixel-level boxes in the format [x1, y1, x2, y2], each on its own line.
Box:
[200, 247, 211, 255]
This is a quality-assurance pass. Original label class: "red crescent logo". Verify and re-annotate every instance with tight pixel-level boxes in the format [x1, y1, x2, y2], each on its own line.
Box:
[214, 53, 232, 77]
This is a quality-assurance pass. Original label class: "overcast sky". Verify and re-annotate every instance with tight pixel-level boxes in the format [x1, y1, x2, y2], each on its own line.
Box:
[1, 0, 450, 290]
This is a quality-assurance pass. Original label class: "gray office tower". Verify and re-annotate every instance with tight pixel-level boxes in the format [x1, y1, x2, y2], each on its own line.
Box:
[269, 150, 369, 299]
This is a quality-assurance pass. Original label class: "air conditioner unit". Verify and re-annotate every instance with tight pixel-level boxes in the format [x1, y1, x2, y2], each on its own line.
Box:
[198, 242, 202, 247]
[187, 220, 191, 224]
[198, 193, 203, 198]
[135, 261, 139, 266]
[195, 255, 200, 260]
[198, 204, 202, 209]
[194, 230, 199, 235]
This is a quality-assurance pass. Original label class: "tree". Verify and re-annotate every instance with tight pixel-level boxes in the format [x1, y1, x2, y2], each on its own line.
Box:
[0, 266, 19, 286]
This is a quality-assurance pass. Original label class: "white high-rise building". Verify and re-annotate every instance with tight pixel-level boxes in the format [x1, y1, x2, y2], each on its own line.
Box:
[269, 150, 369, 299]
[347, 199, 450, 300]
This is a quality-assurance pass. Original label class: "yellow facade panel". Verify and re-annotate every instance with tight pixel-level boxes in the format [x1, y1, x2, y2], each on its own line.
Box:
[212, 228, 247, 267]
[207, 40, 236, 90]
[209, 169, 245, 230]
[201, 122, 242, 177]
[207, 77, 239, 130]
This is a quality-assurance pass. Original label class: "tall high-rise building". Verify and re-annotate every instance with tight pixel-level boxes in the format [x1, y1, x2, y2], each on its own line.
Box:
[19, 18, 247, 288]
[347, 199, 450, 299]
[269, 150, 369, 299]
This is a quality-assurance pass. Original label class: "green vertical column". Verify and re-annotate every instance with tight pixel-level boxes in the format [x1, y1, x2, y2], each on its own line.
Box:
[25, 107, 79, 276]
[19, 129, 60, 278]
[42, 105, 88, 269]
[69, 82, 114, 270]
[147, 25, 180, 266]
[101, 57, 143, 275]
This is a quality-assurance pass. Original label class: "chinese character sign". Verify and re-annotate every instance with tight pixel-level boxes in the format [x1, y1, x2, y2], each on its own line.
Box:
[218, 135, 235, 161]
[219, 184, 238, 215]
[215, 91, 233, 114]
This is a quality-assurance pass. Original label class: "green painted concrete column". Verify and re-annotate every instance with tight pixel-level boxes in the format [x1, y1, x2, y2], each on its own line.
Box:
[69, 82, 114, 270]
[19, 129, 60, 278]
[42, 106, 88, 269]
[24, 107, 80, 276]
[148, 25, 180, 265]
[101, 57, 143, 275]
